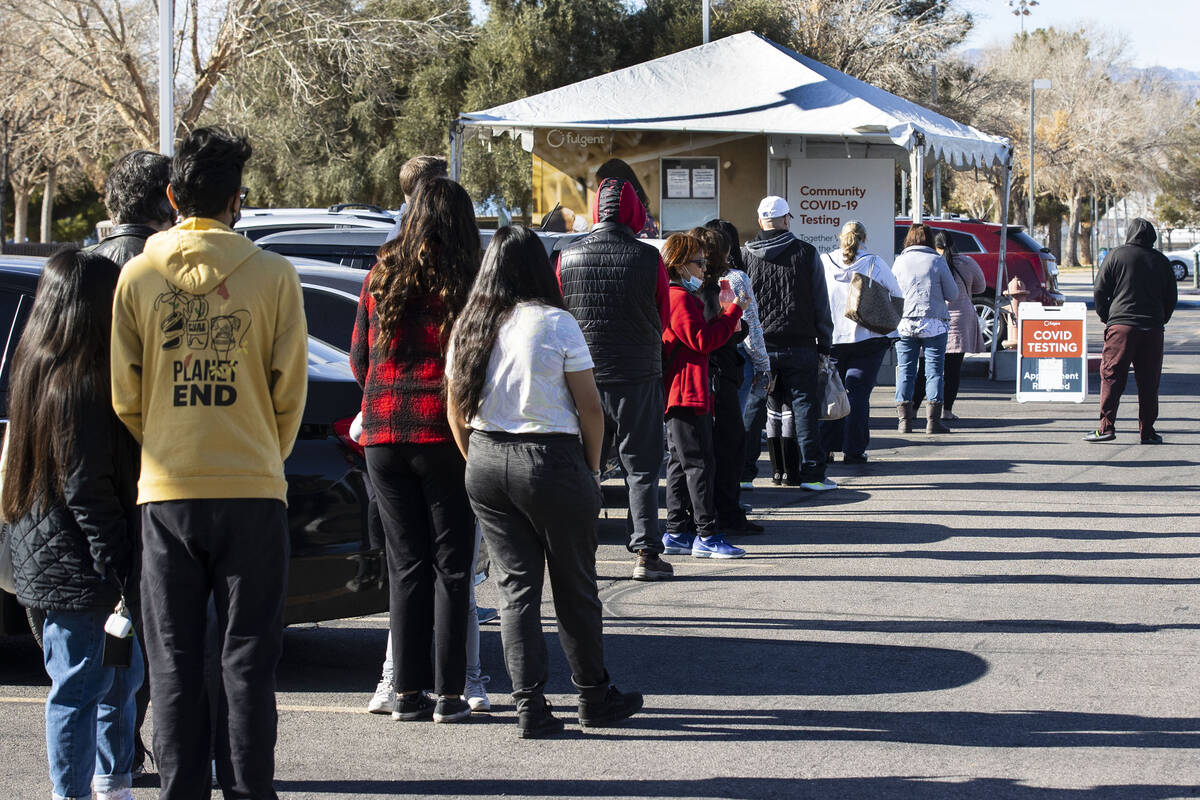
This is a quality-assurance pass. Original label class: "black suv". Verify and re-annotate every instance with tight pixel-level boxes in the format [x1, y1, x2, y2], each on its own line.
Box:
[0, 256, 386, 637]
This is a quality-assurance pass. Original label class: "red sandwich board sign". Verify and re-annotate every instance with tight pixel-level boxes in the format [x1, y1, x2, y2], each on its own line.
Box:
[1016, 302, 1088, 402]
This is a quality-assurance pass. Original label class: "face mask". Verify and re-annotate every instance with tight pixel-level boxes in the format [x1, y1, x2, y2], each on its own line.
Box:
[681, 274, 703, 292]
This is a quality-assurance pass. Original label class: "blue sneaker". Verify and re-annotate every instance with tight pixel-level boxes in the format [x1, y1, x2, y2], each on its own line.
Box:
[691, 535, 746, 559]
[662, 531, 696, 555]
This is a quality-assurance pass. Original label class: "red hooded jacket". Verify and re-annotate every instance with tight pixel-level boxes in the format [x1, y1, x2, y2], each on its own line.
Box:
[662, 284, 742, 414]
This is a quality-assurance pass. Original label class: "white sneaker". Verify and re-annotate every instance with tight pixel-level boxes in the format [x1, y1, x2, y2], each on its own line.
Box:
[800, 479, 838, 492]
[367, 676, 395, 714]
[465, 674, 491, 712]
[96, 790, 134, 800]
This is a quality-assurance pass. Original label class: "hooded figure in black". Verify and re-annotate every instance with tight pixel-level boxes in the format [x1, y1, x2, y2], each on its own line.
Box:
[1085, 218, 1177, 443]
[556, 178, 674, 581]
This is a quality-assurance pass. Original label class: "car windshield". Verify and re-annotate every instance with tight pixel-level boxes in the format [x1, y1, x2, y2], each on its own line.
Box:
[308, 336, 348, 362]
[1009, 231, 1051, 256]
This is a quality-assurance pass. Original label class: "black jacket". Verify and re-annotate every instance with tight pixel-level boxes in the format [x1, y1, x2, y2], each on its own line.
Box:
[742, 230, 833, 352]
[9, 399, 140, 612]
[558, 180, 666, 384]
[90, 224, 158, 267]
[1094, 218, 1177, 329]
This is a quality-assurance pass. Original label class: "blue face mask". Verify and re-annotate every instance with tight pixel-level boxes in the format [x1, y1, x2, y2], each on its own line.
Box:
[681, 274, 703, 292]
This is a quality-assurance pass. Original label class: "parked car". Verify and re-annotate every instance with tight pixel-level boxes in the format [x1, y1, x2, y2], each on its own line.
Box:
[256, 226, 589, 269]
[235, 204, 396, 242]
[894, 218, 1065, 349]
[0, 255, 385, 638]
[292, 260, 367, 352]
[1162, 243, 1197, 281]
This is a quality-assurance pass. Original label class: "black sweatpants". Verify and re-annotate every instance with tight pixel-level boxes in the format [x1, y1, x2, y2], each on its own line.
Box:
[464, 431, 607, 706]
[140, 498, 289, 800]
[711, 374, 747, 528]
[665, 408, 718, 538]
[914, 352, 966, 411]
[366, 442, 474, 696]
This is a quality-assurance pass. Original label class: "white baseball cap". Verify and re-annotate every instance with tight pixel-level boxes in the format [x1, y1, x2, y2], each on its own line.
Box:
[757, 196, 790, 219]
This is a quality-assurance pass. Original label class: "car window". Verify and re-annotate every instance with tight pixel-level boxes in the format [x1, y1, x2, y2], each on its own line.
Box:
[948, 231, 983, 254]
[1008, 231, 1049, 254]
[0, 291, 32, 416]
[302, 286, 358, 352]
[893, 226, 908, 256]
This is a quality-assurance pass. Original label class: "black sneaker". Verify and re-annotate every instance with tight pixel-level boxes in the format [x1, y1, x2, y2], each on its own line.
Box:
[1140, 432, 1164, 445]
[433, 695, 471, 723]
[843, 453, 868, 464]
[632, 552, 673, 581]
[518, 700, 564, 739]
[578, 685, 644, 728]
[391, 691, 435, 721]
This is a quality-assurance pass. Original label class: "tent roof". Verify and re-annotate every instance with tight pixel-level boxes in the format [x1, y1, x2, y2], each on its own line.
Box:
[460, 32, 1010, 169]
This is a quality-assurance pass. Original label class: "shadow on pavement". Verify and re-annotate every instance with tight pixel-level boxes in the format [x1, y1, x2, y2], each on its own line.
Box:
[275, 776, 1200, 798]
[604, 615, 1200, 636]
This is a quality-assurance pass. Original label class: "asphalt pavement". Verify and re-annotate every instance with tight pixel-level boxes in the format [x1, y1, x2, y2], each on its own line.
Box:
[2, 272, 1198, 799]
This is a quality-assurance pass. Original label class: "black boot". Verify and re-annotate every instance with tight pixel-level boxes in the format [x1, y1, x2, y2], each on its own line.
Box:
[781, 437, 801, 485]
[517, 695, 564, 739]
[766, 437, 785, 484]
[577, 681, 644, 729]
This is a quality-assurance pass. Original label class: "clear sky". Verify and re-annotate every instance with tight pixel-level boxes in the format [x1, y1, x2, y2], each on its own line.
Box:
[958, 0, 1200, 73]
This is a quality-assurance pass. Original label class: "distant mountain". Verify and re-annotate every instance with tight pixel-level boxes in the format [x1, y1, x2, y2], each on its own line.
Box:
[956, 49, 1199, 100]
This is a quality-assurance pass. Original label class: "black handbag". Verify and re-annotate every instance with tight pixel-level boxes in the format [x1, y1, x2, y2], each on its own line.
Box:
[837, 255, 903, 336]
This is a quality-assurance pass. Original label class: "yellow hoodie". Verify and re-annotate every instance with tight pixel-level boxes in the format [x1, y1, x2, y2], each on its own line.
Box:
[111, 218, 308, 504]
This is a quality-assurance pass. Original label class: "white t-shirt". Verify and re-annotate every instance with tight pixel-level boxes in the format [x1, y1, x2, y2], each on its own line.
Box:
[448, 302, 594, 435]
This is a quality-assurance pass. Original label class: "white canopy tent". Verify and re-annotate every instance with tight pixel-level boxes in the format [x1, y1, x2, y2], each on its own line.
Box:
[454, 32, 1015, 375]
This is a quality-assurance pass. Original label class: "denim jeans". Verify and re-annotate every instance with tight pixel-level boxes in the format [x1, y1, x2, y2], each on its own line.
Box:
[43, 609, 144, 800]
[744, 345, 825, 483]
[820, 341, 889, 457]
[895, 332, 948, 405]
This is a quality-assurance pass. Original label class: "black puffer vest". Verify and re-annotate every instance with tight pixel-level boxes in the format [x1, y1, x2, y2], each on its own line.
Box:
[743, 234, 819, 348]
[559, 222, 663, 383]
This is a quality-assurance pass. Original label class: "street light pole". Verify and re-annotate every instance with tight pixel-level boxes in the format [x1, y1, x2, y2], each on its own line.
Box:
[1028, 78, 1050, 233]
[159, 0, 174, 156]
[702, 0, 710, 43]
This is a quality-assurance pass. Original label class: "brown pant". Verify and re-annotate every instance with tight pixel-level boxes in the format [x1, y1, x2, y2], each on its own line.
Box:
[1098, 325, 1164, 437]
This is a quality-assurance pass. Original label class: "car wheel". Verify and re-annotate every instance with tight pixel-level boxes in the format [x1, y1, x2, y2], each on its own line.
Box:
[975, 299, 1007, 351]
[1170, 260, 1188, 281]
[26, 606, 44, 648]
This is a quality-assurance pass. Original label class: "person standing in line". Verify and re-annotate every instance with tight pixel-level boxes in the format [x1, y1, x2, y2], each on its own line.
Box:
[92, 150, 174, 267]
[595, 158, 659, 238]
[445, 225, 643, 739]
[557, 177, 673, 582]
[689, 225, 763, 533]
[1084, 217, 1177, 444]
[383, 154, 449, 242]
[658, 233, 748, 559]
[740, 196, 836, 491]
[912, 230, 987, 421]
[88, 148, 173, 783]
[111, 128, 309, 799]
[4, 249, 142, 800]
[891, 223, 958, 435]
[819, 221, 902, 463]
[351, 176, 479, 724]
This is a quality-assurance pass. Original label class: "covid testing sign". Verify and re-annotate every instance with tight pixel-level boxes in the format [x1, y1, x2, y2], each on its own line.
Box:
[786, 158, 895, 264]
[1016, 302, 1088, 402]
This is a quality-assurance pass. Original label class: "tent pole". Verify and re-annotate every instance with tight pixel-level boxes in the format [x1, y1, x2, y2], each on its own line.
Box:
[989, 154, 1013, 381]
[449, 120, 463, 181]
[910, 134, 925, 223]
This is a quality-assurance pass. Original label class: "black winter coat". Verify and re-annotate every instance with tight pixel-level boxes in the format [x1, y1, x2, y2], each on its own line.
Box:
[8, 397, 140, 612]
[558, 222, 665, 383]
[1094, 218, 1177, 329]
[742, 230, 833, 352]
[90, 224, 158, 267]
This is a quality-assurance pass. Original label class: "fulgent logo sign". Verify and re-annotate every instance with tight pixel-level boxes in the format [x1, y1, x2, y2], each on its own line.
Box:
[545, 129, 607, 148]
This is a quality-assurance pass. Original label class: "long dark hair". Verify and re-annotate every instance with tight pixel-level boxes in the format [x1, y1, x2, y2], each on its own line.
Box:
[447, 225, 564, 422]
[2, 249, 121, 521]
[705, 218, 743, 270]
[689, 226, 728, 321]
[368, 176, 480, 356]
[934, 230, 961, 282]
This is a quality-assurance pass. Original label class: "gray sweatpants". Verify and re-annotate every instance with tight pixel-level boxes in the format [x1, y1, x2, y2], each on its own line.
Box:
[464, 431, 607, 707]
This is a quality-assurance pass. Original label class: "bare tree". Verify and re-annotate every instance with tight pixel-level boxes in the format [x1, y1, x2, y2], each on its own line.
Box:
[0, 0, 472, 157]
